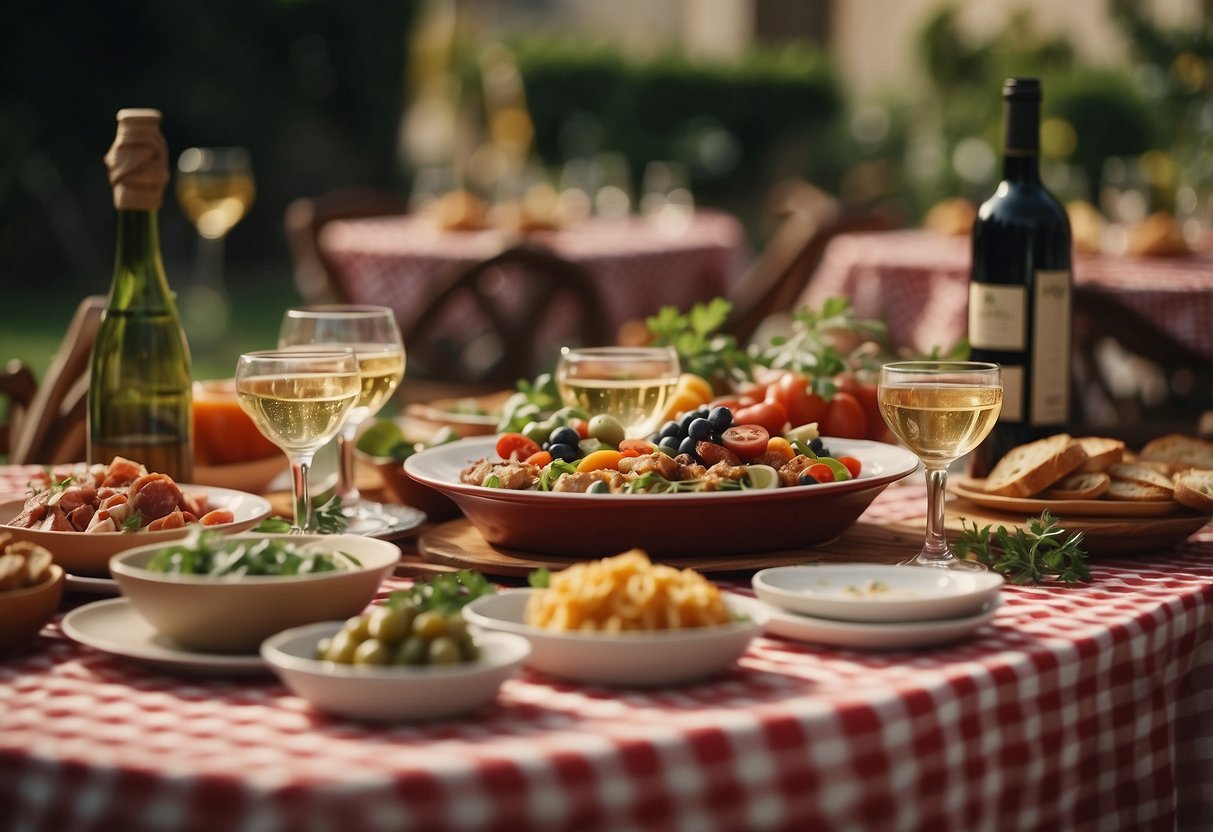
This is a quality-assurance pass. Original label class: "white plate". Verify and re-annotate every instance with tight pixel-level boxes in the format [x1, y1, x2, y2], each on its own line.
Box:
[752, 564, 1003, 623]
[463, 588, 768, 687]
[0, 484, 273, 577]
[60, 597, 268, 675]
[757, 594, 1003, 650]
[262, 622, 530, 721]
[64, 574, 121, 596]
[350, 503, 427, 540]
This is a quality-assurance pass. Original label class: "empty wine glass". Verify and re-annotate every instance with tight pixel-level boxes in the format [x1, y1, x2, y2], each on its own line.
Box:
[235, 349, 359, 532]
[279, 305, 407, 533]
[877, 361, 1003, 569]
[555, 346, 680, 439]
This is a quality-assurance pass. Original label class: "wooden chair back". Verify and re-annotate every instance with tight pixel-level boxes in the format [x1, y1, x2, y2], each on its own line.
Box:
[284, 188, 411, 304]
[10, 295, 105, 464]
[0, 361, 37, 460]
[402, 244, 611, 397]
[1071, 284, 1213, 442]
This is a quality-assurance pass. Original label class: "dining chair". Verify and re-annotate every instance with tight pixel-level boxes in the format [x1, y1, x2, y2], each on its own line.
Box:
[0, 360, 38, 461]
[284, 187, 411, 305]
[1070, 284, 1213, 442]
[9, 294, 105, 465]
[723, 181, 901, 344]
[401, 244, 611, 399]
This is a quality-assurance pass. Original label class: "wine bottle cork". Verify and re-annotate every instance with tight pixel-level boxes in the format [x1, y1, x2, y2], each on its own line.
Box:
[104, 108, 169, 211]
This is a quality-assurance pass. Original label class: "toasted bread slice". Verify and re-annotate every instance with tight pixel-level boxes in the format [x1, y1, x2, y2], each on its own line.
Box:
[1042, 472, 1110, 500]
[984, 434, 1088, 498]
[1174, 470, 1213, 513]
[1139, 434, 1213, 474]
[1105, 479, 1174, 502]
[1073, 437, 1125, 473]
[1108, 463, 1175, 494]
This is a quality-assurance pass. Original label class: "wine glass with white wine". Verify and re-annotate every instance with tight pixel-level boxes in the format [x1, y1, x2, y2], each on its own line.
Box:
[279, 306, 409, 533]
[555, 346, 681, 439]
[235, 349, 360, 532]
[877, 361, 1003, 570]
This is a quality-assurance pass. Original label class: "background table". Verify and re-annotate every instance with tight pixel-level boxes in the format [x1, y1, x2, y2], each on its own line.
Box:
[320, 211, 748, 340]
[2, 466, 1212, 831]
[799, 229, 1213, 360]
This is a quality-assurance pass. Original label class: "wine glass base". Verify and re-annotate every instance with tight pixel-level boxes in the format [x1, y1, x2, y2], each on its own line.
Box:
[340, 499, 426, 539]
[898, 552, 988, 571]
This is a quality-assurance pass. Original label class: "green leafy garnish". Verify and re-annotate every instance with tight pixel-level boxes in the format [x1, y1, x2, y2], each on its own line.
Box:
[496, 373, 562, 433]
[146, 528, 360, 575]
[386, 570, 495, 616]
[953, 510, 1091, 585]
[645, 298, 752, 387]
[528, 567, 551, 588]
[253, 494, 348, 534]
[538, 459, 578, 491]
[483, 474, 502, 488]
[754, 296, 887, 394]
[122, 511, 144, 531]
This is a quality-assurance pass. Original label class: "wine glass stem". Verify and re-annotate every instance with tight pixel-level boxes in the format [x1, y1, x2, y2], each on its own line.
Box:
[197, 232, 225, 291]
[336, 429, 359, 502]
[289, 453, 315, 532]
[921, 465, 952, 562]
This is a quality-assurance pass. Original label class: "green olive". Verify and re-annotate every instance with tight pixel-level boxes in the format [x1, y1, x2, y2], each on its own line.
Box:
[588, 413, 625, 447]
[393, 635, 429, 666]
[353, 638, 391, 666]
[522, 420, 550, 445]
[368, 605, 414, 644]
[444, 616, 469, 642]
[342, 614, 372, 640]
[427, 636, 463, 665]
[457, 636, 480, 662]
[323, 629, 359, 663]
[412, 610, 448, 640]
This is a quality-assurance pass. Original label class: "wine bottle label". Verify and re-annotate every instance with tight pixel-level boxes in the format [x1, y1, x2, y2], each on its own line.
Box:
[1031, 269, 1071, 423]
[1001, 365, 1025, 422]
[968, 284, 1025, 351]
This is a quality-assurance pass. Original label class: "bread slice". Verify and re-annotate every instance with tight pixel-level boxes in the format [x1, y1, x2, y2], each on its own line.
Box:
[1139, 434, 1213, 473]
[1174, 470, 1213, 513]
[1073, 437, 1125, 473]
[1042, 472, 1110, 500]
[1108, 463, 1175, 495]
[984, 434, 1088, 498]
[1105, 479, 1174, 502]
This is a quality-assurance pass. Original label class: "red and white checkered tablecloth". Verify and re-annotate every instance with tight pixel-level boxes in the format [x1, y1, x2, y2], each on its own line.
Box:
[319, 211, 748, 339]
[2, 466, 1212, 831]
[799, 229, 1213, 361]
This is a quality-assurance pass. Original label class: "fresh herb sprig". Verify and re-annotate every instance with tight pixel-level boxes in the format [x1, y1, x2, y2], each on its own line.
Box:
[953, 510, 1091, 585]
[254, 494, 349, 534]
[754, 296, 888, 395]
[645, 298, 753, 387]
[387, 570, 495, 616]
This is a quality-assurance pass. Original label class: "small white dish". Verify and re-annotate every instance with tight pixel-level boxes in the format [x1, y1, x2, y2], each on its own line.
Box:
[752, 564, 1003, 623]
[462, 588, 768, 687]
[60, 597, 267, 675]
[64, 574, 121, 596]
[757, 595, 1002, 650]
[261, 621, 530, 721]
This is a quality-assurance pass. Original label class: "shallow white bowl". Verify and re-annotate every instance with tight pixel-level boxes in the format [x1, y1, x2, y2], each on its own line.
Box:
[110, 533, 400, 653]
[261, 621, 531, 721]
[463, 588, 768, 687]
[752, 563, 1004, 623]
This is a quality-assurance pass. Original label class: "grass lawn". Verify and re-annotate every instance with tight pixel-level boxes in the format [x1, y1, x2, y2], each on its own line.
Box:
[0, 264, 304, 385]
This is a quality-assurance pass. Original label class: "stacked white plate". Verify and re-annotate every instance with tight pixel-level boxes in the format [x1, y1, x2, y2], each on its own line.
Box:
[749, 564, 1004, 650]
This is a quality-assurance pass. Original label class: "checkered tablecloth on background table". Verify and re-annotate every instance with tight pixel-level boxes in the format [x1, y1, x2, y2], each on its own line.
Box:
[799, 229, 1213, 362]
[319, 210, 748, 341]
[2, 466, 1212, 831]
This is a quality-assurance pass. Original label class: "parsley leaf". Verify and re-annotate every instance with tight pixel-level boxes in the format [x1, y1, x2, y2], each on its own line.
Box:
[645, 299, 752, 387]
[386, 570, 495, 617]
[953, 510, 1091, 585]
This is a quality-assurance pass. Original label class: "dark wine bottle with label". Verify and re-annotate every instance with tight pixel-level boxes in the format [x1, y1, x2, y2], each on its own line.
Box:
[89, 108, 194, 481]
[968, 78, 1072, 476]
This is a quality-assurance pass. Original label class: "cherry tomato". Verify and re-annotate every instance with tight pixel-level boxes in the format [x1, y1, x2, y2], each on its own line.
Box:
[720, 424, 769, 461]
[819, 392, 867, 440]
[619, 448, 644, 459]
[835, 374, 884, 441]
[764, 436, 795, 461]
[496, 433, 542, 461]
[802, 463, 836, 483]
[568, 418, 590, 440]
[619, 439, 656, 454]
[524, 450, 552, 467]
[838, 456, 862, 478]
[708, 395, 743, 413]
[768, 372, 827, 429]
[733, 400, 788, 436]
[695, 441, 742, 467]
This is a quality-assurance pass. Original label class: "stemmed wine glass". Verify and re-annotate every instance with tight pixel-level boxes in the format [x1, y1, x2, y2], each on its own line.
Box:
[555, 346, 681, 439]
[278, 305, 407, 533]
[235, 349, 360, 532]
[877, 361, 1003, 570]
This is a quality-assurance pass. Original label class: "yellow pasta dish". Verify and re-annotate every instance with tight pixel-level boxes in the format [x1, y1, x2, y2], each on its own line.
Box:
[525, 549, 732, 632]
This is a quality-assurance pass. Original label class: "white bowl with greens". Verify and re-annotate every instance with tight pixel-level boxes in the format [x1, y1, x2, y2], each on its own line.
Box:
[109, 531, 400, 653]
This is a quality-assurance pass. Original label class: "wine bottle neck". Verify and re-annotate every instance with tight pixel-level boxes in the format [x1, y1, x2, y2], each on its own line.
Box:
[1002, 97, 1041, 184]
[112, 209, 172, 302]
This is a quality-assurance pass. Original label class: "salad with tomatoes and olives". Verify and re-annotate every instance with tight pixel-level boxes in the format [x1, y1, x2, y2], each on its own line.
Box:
[459, 403, 863, 495]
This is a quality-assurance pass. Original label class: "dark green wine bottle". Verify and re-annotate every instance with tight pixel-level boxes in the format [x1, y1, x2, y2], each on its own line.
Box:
[968, 78, 1073, 476]
[89, 108, 194, 480]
